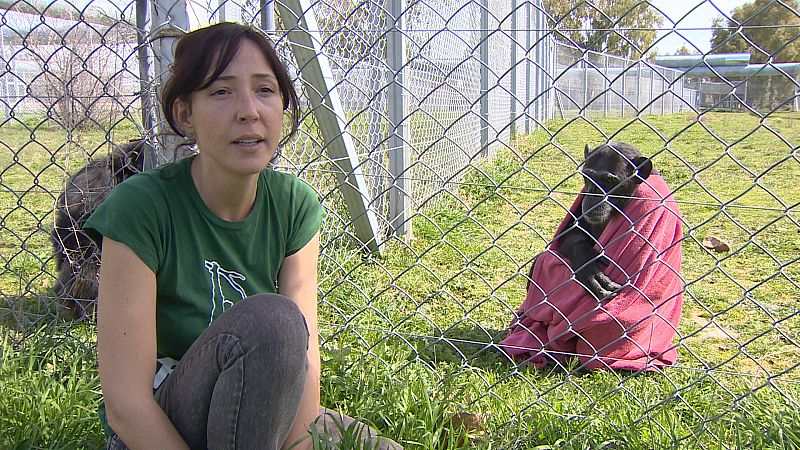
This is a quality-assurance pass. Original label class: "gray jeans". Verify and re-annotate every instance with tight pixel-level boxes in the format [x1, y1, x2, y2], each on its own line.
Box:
[107, 293, 309, 450]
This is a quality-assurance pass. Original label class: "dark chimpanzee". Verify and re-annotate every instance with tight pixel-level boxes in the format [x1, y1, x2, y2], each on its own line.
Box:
[52, 139, 152, 319]
[557, 141, 654, 300]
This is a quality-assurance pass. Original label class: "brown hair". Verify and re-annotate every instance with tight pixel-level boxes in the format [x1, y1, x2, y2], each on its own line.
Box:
[162, 22, 300, 148]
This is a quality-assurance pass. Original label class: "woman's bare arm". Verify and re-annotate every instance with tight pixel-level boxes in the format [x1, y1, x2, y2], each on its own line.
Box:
[97, 238, 188, 449]
[278, 232, 321, 450]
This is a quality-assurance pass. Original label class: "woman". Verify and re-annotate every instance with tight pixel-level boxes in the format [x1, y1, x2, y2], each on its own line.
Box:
[86, 22, 322, 449]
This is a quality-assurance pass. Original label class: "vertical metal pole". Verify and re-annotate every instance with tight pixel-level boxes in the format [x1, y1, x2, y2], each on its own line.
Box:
[535, 2, 543, 122]
[650, 67, 654, 115]
[582, 56, 588, 117]
[510, 0, 517, 140]
[260, 0, 275, 32]
[388, 0, 410, 239]
[603, 54, 608, 117]
[694, 78, 703, 109]
[636, 62, 642, 116]
[278, 0, 382, 252]
[743, 78, 749, 109]
[566, 68, 572, 114]
[660, 69, 665, 114]
[683, 75, 688, 111]
[537, 8, 543, 122]
[136, 0, 159, 169]
[670, 71, 675, 113]
[0, 23, 8, 119]
[547, 17, 554, 120]
[525, 1, 531, 133]
[153, 0, 190, 164]
[794, 76, 799, 111]
[621, 64, 626, 117]
[218, 0, 225, 21]
[480, 0, 489, 156]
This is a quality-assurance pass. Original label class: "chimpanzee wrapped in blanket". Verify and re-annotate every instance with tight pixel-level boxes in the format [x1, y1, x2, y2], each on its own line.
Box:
[500, 142, 683, 371]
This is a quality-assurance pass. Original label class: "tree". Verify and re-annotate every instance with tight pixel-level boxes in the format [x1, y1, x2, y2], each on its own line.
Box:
[34, 22, 137, 130]
[710, 0, 800, 63]
[542, 0, 663, 59]
[675, 45, 699, 55]
[2, 4, 138, 131]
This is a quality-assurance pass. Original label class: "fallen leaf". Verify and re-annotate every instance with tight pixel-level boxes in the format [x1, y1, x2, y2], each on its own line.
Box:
[702, 236, 731, 253]
[447, 412, 488, 446]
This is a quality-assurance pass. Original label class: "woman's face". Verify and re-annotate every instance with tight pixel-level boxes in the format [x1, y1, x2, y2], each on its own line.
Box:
[173, 39, 285, 177]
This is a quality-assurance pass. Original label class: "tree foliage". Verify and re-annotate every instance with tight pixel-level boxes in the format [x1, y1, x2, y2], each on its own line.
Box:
[676, 45, 699, 55]
[542, 0, 662, 59]
[710, 0, 800, 63]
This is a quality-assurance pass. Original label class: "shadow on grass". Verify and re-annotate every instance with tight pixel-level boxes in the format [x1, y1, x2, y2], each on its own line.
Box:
[408, 322, 515, 370]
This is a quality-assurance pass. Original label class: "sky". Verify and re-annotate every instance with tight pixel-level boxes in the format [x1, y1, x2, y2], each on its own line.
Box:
[650, 0, 754, 55]
[2, 0, 757, 55]
[73, 0, 756, 56]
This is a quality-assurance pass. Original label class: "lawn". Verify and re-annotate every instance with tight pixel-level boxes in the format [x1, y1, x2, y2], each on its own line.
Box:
[2, 111, 799, 448]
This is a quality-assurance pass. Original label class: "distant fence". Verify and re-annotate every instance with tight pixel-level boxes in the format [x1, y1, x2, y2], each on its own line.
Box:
[553, 42, 697, 118]
[0, 1, 698, 239]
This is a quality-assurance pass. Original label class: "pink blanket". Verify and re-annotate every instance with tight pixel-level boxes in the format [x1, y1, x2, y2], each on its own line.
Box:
[500, 174, 683, 371]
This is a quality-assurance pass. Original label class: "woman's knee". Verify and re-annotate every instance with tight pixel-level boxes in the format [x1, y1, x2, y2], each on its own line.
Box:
[222, 294, 309, 352]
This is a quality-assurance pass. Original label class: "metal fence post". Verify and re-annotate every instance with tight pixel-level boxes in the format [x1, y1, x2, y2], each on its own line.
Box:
[525, 0, 531, 133]
[510, 0, 517, 140]
[0, 17, 9, 119]
[603, 54, 609, 117]
[795, 76, 799, 111]
[260, 0, 275, 31]
[636, 62, 642, 116]
[648, 67, 656, 114]
[535, 1, 543, 123]
[217, 0, 226, 21]
[669, 72, 675, 114]
[545, 17, 554, 120]
[480, 0, 489, 156]
[743, 78, 749, 109]
[388, 0, 411, 239]
[621, 63, 626, 117]
[660, 69, 665, 114]
[135, 0, 159, 170]
[152, 0, 189, 165]
[277, 0, 382, 252]
[583, 56, 588, 117]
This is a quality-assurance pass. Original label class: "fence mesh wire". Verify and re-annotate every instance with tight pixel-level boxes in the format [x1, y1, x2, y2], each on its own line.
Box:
[1, 0, 799, 447]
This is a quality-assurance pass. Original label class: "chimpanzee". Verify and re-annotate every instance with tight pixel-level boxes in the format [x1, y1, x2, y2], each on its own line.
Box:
[51, 139, 151, 319]
[557, 142, 654, 300]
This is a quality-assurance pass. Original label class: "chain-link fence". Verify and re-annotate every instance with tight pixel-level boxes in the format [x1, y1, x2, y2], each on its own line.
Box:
[2, 0, 799, 447]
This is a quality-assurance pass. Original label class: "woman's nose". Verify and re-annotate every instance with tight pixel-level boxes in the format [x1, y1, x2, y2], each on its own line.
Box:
[237, 93, 259, 122]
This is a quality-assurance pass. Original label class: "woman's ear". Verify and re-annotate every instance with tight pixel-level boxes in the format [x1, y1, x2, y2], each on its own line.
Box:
[172, 98, 193, 137]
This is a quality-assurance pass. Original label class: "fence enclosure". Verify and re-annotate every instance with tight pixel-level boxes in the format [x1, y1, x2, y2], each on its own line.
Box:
[1, 0, 798, 448]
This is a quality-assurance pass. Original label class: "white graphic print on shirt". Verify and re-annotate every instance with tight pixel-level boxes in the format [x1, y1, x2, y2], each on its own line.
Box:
[204, 260, 247, 324]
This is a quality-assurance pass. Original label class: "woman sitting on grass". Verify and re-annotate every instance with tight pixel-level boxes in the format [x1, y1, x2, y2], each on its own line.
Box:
[86, 22, 323, 449]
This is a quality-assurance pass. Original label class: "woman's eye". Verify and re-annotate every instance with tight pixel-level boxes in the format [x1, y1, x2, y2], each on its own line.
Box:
[211, 88, 229, 96]
[259, 86, 275, 94]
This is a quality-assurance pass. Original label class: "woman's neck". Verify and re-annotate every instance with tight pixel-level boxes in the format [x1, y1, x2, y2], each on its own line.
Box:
[190, 156, 259, 222]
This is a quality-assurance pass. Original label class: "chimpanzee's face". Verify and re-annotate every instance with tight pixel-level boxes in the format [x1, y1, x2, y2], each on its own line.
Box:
[580, 145, 642, 225]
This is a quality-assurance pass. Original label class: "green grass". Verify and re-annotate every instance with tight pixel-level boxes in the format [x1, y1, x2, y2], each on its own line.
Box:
[2, 111, 800, 448]
[0, 326, 104, 449]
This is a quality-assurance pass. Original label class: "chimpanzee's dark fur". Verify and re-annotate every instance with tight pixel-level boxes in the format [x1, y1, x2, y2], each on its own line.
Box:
[557, 142, 656, 301]
[52, 139, 150, 320]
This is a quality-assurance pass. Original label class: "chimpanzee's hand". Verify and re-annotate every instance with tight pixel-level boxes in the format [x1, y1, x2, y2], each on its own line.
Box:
[577, 265, 622, 301]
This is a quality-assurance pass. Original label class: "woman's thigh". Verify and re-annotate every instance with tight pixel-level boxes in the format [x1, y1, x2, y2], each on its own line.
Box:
[108, 294, 309, 450]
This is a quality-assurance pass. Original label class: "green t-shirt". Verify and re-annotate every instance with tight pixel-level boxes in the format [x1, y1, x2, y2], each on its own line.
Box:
[85, 155, 323, 360]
